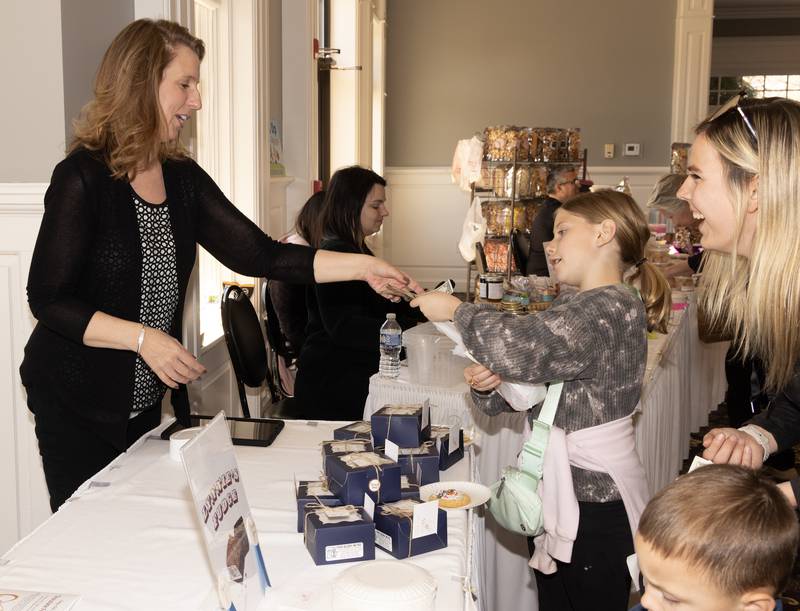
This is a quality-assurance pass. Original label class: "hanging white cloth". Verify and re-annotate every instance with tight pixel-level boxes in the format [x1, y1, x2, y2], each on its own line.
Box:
[451, 136, 484, 192]
[458, 196, 487, 263]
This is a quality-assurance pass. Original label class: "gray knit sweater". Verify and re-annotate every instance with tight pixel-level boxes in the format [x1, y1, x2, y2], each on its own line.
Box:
[454, 284, 647, 502]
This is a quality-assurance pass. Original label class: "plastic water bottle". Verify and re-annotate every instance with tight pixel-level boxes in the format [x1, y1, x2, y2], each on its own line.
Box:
[379, 313, 402, 378]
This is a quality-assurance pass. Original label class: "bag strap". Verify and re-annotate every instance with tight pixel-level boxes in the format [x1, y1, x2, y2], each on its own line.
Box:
[518, 382, 563, 479]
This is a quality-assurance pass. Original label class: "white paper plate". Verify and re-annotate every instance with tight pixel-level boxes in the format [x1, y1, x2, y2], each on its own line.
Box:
[419, 481, 491, 510]
[332, 560, 436, 610]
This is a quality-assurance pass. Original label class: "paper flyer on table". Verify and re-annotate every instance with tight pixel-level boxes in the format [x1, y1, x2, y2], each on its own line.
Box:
[180, 412, 270, 611]
[0, 590, 79, 611]
[433, 321, 547, 411]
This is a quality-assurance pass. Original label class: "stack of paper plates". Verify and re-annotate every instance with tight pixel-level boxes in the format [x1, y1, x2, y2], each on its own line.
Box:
[332, 560, 436, 611]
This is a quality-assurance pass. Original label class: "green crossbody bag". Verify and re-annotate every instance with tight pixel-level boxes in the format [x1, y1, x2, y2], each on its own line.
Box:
[487, 381, 563, 536]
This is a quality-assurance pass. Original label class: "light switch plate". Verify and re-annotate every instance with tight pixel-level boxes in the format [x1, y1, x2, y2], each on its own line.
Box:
[603, 143, 615, 159]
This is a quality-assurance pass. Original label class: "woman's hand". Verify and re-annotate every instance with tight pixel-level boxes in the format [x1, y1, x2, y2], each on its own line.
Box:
[312, 251, 422, 301]
[701, 427, 771, 469]
[410, 292, 462, 321]
[363, 257, 423, 301]
[139, 327, 206, 389]
[464, 363, 501, 392]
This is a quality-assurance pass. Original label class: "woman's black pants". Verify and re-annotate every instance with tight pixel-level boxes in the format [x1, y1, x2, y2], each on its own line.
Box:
[27, 386, 161, 512]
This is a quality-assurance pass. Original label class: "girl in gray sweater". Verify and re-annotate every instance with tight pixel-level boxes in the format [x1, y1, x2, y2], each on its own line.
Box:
[413, 190, 671, 611]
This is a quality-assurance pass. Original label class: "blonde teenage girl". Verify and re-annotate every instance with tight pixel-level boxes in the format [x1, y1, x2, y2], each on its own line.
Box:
[678, 96, 800, 508]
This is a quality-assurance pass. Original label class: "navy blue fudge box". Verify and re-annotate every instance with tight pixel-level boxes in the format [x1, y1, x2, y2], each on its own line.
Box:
[373, 499, 448, 559]
[370, 404, 431, 448]
[296, 479, 343, 533]
[333, 420, 372, 441]
[321, 438, 373, 471]
[325, 451, 402, 505]
[303, 505, 375, 566]
[397, 443, 440, 485]
[400, 474, 420, 500]
[429, 425, 465, 471]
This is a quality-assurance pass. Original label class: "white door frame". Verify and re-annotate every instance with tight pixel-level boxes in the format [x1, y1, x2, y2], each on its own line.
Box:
[671, 0, 714, 143]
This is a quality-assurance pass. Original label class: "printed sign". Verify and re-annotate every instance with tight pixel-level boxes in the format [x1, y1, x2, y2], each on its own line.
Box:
[180, 412, 270, 611]
[0, 591, 79, 611]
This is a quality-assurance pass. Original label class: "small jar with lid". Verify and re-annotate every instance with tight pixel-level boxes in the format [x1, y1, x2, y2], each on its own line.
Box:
[479, 273, 504, 301]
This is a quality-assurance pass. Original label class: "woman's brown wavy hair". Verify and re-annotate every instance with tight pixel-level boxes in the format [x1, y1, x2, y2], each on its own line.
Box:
[68, 19, 205, 179]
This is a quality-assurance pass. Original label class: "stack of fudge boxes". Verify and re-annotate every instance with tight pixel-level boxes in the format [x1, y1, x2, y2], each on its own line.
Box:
[296, 403, 466, 566]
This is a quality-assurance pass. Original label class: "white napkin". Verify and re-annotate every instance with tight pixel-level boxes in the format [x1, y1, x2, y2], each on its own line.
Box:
[433, 321, 547, 411]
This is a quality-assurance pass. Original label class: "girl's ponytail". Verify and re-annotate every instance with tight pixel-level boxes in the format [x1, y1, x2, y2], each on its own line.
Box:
[631, 260, 671, 334]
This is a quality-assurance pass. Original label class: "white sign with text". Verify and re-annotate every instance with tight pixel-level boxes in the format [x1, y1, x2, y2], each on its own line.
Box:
[180, 412, 270, 611]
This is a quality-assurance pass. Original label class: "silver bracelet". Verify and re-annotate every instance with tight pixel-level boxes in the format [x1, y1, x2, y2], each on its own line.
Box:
[738, 424, 770, 462]
[136, 324, 146, 357]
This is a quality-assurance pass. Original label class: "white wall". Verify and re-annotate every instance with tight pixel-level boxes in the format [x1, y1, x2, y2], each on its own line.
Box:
[0, 0, 66, 554]
[0, 186, 49, 555]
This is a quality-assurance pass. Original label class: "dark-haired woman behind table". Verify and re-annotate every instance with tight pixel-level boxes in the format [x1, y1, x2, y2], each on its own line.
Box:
[294, 166, 424, 421]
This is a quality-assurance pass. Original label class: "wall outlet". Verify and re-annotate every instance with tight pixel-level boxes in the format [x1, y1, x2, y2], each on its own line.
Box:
[623, 143, 641, 157]
[604, 143, 615, 159]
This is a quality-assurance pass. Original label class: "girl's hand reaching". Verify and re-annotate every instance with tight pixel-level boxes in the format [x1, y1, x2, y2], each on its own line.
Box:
[410, 292, 462, 321]
[464, 363, 501, 392]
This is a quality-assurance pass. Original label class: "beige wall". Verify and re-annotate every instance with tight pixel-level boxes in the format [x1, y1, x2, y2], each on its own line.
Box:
[61, 0, 135, 146]
[0, 1, 66, 182]
[385, 0, 676, 168]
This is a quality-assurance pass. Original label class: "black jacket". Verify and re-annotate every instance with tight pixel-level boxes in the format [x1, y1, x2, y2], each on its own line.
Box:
[527, 197, 561, 276]
[294, 238, 424, 420]
[21, 148, 316, 448]
[749, 364, 800, 499]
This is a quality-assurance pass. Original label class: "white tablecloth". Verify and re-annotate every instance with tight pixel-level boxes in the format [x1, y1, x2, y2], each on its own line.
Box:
[635, 294, 729, 493]
[364, 292, 729, 611]
[0, 421, 478, 611]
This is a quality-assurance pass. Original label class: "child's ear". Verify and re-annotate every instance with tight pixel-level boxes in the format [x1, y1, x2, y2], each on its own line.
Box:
[596, 219, 617, 246]
[741, 590, 776, 611]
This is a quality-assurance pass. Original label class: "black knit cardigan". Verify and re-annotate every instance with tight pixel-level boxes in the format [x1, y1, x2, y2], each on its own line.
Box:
[21, 148, 316, 448]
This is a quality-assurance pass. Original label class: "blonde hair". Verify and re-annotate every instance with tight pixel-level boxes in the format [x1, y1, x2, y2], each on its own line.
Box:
[561, 190, 672, 333]
[696, 97, 800, 391]
[638, 464, 798, 597]
[69, 19, 205, 179]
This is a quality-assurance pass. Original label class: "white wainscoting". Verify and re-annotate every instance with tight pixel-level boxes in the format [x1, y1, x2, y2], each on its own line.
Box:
[383, 166, 669, 291]
[0, 183, 50, 554]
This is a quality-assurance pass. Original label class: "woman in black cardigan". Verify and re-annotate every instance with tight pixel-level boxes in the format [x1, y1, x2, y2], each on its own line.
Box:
[21, 20, 417, 512]
[294, 167, 424, 421]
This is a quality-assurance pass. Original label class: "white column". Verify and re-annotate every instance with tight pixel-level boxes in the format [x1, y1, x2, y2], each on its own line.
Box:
[356, 0, 373, 168]
[281, 0, 318, 229]
[671, 0, 714, 143]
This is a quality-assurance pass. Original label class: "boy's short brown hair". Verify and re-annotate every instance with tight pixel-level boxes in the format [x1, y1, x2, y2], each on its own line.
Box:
[638, 464, 798, 596]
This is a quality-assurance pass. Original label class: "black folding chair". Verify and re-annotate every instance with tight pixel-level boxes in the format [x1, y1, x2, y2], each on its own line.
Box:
[160, 283, 286, 447]
[262, 280, 295, 400]
[221, 284, 281, 417]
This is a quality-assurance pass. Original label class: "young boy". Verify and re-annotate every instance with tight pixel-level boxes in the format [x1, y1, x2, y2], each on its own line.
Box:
[632, 464, 798, 611]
